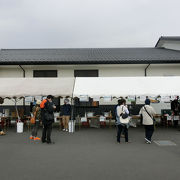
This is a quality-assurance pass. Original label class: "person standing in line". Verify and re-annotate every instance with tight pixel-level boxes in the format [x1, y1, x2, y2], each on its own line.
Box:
[29, 100, 41, 141]
[61, 99, 71, 132]
[115, 100, 125, 138]
[139, 99, 156, 144]
[41, 95, 56, 144]
[116, 99, 130, 143]
[171, 96, 180, 128]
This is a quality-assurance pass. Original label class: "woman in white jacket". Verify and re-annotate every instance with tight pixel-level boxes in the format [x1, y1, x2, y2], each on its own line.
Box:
[139, 99, 156, 144]
[116, 99, 129, 143]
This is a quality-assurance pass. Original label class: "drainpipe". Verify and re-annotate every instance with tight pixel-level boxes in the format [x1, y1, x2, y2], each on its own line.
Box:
[19, 65, 25, 77]
[19, 65, 26, 116]
[145, 64, 150, 77]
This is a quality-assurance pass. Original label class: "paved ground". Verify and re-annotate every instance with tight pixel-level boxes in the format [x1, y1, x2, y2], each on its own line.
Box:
[0, 126, 180, 180]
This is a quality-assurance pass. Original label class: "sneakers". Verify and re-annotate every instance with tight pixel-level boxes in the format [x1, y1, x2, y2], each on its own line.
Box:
[30, 136, 41, 140]
[34, 137, 41, 141]
[63, 128, 68, 132]
[29, 136, 34, 140]
[145, 138, 151, 144]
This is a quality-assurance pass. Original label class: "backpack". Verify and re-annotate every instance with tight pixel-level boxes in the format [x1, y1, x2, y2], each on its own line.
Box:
[40, 99, 47, 109]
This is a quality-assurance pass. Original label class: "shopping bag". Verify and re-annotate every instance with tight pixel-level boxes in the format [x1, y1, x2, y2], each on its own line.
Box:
[30, 117, 35, 124]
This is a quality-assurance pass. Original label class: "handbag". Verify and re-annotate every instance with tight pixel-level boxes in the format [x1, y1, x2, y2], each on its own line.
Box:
[30, 107, 38, 124]
[30, 117, 35, 124]
[120, 106, 129, 124]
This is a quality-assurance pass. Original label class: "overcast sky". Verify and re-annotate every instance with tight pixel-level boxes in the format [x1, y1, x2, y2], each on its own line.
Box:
[0, 0, 179, 48]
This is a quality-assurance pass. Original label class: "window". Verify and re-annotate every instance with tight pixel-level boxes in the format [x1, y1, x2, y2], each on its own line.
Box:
[33, 70, 57, 77]
[74, 70, 98, 77]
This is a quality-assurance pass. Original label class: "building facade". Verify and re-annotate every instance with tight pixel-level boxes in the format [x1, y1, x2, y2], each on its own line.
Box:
[0, 36, 180, 114]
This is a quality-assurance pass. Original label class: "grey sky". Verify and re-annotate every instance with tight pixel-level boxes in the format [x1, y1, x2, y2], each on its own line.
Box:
[0, 0, 179, 48]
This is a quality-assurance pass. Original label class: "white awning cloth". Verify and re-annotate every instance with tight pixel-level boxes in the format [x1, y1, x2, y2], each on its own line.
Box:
[73, 77, 180, 97]
[0, 78, 75, 98]
[1, 77, 180, 98]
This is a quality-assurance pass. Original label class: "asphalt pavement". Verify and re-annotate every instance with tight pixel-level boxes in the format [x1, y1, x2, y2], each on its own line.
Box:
[0, 127, 180, 180]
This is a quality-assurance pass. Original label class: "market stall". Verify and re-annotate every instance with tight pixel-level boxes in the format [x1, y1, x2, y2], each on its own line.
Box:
[73, 76, 180, 127]
[0, 78, 75, 132]
[0, 76, 180, 130]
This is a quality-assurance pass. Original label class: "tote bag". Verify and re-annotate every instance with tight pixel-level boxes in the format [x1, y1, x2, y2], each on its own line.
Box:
[120, 106, 130, 124]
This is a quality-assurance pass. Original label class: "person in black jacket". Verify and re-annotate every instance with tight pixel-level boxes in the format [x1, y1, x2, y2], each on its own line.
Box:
[41, 95, 56, 144]
[171, 96, 180, 127]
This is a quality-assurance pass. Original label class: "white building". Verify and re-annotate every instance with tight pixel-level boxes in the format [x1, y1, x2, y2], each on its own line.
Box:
[0, 36, 180, 78]
[0, 36, 180, 115]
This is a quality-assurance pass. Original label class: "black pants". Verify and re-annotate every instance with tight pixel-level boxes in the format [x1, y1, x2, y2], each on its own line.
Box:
[173, 120, 178, 127]
[31, 121, 40, 137]
[117, 124, 128, 142]
[173, 111, 179, 127]
[0, 124, 2, 131]
[144, 125, 154, 141]
[42, 123, 52, 143]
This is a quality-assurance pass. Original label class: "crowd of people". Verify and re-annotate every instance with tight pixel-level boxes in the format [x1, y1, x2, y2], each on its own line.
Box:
[29, 95, 71, 144]
[0, 95, 72, 142]
[0, 95, 180, 145]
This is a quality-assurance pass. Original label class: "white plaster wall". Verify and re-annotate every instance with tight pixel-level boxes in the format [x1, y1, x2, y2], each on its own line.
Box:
[0, 66, 23, 77]
[99, 65, 145, 77]
[0, 64, 146, 78]
[147, 64, 180, 76]
[1, 64, 180, 78]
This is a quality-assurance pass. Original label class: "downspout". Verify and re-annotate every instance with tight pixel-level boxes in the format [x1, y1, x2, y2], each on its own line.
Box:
[145, 64, 150, 77]
[19, 65, 25, 77]
[19, 65, 26, 116]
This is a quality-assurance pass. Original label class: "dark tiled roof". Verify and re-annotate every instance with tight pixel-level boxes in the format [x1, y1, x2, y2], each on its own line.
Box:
[0, 48, 180, 65]
[155, 36, 180, 47]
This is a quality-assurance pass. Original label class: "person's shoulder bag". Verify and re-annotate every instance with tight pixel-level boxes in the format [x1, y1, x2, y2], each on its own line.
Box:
[30, 107, 38, 124]
[120, 106, 130, 124]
